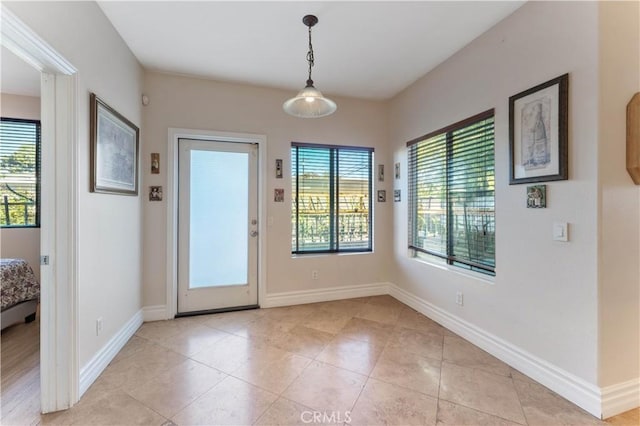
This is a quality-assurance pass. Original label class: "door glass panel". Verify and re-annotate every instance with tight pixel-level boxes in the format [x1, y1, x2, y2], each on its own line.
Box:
[189, 150, 248, 288]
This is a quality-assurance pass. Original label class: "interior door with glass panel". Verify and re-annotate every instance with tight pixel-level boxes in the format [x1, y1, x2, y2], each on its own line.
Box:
[178, 138, 258, 313]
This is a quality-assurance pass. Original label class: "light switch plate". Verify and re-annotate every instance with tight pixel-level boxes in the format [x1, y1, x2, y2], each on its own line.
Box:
[553, 222, 568, 242]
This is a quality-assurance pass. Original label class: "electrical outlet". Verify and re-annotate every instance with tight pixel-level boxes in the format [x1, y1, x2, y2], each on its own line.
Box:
[312, 270, 319, 280]
[96, 317, 103, 336]
[456, 291, 464, 306]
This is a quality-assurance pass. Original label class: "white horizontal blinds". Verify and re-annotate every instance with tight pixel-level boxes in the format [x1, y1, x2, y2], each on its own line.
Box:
[408, 132, 448, 258]
[292, 143, 373, 254]
[0, 118, 41, 227]
[337, 149, 372, 251]
[408, 110, 495, 274]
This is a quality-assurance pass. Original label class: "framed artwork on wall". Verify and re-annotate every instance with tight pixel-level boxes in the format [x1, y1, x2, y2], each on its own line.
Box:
[509, 73, 568, 185]
[149, 186, 163, 201]
[274, 188, 284, 202]
[151, 153, 160, 174]
[526, 184, 546, 208]
[90, 93, 139, 195]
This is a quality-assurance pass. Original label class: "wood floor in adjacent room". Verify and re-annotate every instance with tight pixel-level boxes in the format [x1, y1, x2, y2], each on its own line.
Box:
[1, 315, 40, 426]
[1, 296, 638, 425]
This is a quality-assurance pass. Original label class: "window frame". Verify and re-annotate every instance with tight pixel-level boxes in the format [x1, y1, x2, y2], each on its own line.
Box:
[291, 142, 374, 255]
[0, 117, 42, 229]
[407, 109, 495, 275]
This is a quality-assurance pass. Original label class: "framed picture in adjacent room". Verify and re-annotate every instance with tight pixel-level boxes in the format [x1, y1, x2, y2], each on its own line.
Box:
[90, 93, 140, 195]
[509, 74, 568, 185]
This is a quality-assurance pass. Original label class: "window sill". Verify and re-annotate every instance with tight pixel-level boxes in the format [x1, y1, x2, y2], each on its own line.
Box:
[410, 250, 495, 285]
[292, 251, 373, 259]
[1, 226, 41, 229]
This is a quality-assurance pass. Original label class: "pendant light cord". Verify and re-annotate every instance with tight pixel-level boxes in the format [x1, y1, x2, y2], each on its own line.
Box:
[306, 25, 314, 85]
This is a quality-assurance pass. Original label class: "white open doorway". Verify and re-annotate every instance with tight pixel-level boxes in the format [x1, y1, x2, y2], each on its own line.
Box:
[1, 5, 79, 414]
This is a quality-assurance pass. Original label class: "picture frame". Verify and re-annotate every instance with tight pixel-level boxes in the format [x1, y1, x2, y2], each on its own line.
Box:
[509, 74, 568, 185]
[394, 189, 401, 202]
[90, 93, 140, 195]
[377, 190, 386, 202]
[151, 153, 160, 174]
[395, 162, 401, 179]
[274, 188, 284, 202]
[275, 159, 283, 179]
[526, 185, 546, 208]
[377, 164, 385, 182]
[149, 186, 163, 201]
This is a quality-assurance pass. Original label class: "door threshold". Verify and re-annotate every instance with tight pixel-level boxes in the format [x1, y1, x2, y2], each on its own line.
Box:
[175, 304, 260, 318]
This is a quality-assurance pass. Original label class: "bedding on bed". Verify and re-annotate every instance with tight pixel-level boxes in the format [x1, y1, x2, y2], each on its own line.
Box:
[1, 259, 40, 311]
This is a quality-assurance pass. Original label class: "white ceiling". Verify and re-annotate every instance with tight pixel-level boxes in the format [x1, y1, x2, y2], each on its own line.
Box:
[1, 46, 41, 97]
[0, 2, 525, 101]
[98, 1, 525, 100]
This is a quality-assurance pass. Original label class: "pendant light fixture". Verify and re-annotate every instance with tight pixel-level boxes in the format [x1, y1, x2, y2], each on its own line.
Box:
[283, 14, 337, 118]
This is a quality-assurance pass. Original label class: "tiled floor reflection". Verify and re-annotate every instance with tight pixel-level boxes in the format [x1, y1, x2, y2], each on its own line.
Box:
[2, 296, 637, 425]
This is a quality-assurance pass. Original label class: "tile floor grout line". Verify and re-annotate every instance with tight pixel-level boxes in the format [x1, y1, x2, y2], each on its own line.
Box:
[435, 326, 445, 423]
[167, 373, 239, 424]
[438, 395, 530, 425]
[511, 375, 532, 426]
[125, 355, 228, 421]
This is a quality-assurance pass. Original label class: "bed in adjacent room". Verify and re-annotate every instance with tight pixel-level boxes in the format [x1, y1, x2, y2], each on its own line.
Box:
[1, 258, 39, 330]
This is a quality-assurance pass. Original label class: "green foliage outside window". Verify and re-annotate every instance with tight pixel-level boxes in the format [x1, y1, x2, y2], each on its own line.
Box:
[0, 118, 41, 227]
[408, 111, 495, 275]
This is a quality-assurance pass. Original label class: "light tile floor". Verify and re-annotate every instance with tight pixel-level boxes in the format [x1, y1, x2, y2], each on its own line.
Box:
[1, 296, 638, 425]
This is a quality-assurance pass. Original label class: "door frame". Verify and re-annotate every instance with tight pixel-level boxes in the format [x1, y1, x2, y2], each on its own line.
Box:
[1, 5, 79, 413]
[166, 128, 267, 319]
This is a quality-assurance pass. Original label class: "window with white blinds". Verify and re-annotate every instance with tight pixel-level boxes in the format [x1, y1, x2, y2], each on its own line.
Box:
[0, 118, 41, 228]
[407, 110, 495, 275]
[292, 143, 373, 254]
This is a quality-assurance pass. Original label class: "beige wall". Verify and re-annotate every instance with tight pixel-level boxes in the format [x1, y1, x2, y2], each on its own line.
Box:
[1, 93, 40, 119]
[597, 0, 640, 388]
[0, 93, 41, 282]
[6, 1, 144, 368]
[142, 72, 391, 308]
[389, 1, 600, 384]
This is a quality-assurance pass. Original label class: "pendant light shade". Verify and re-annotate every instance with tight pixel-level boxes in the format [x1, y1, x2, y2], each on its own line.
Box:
[283, 15, 337, 118]
[283, 82, 337, 118]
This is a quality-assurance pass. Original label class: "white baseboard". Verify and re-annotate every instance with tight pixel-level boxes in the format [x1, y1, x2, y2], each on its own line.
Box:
[143, 304, 168, 322]
[78, 310, 143, 397]
[389, 284, 604, 418]
[262, 282, 391, 308]
[601, 378, 640, 418]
